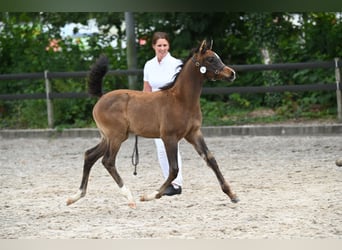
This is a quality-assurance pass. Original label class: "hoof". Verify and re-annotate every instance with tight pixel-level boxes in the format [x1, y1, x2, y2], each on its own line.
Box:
[140, 191, 159, 202]
[231, 198, 239, 203]
[128, 202, 137, 209]
[140, 194, 148, 202]
[66, 190, 84, 206]
[231, 196, 239, 203]
[140, 195, 148, 202]
[66, 198, 76, 206]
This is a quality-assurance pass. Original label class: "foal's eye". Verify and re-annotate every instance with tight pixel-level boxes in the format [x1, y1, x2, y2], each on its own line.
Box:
[207, 57, 215, 63]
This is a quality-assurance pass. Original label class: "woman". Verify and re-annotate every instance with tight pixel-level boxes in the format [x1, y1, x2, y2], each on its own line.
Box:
[143, 32, 183, 196]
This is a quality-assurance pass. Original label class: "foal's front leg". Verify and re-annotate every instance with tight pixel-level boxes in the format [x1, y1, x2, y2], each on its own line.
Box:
[140, 139, 179, 201]
[186, 130, 239, 203]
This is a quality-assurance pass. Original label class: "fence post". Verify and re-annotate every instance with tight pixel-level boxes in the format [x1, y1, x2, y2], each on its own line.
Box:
[44, 70, 54, 128]
[335, 58, 342, 123]
[125, 12, 138, 90]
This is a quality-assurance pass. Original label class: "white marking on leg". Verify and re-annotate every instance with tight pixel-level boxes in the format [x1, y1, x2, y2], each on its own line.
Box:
[66, 189, 85, 206]
[120, 185, 136, 208]
[140, 190, 159, 201]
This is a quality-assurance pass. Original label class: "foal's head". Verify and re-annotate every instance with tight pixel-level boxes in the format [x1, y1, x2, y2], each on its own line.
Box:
[160, 40, 236, 91]
[192, 40, 236, 82]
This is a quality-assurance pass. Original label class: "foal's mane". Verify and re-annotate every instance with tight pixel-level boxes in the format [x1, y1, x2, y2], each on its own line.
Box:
[159, 48, 198, 91]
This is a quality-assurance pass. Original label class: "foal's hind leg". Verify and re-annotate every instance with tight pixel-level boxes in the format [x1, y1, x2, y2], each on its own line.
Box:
[185, 130, 239, 203]
[67, 140, 106, 205]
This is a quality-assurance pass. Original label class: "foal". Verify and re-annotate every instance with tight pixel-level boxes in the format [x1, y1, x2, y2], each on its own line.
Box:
[67, 40, 238, 208]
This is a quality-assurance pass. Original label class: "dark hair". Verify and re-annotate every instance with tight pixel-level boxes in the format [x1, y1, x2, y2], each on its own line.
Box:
[152, 32, 170, 45]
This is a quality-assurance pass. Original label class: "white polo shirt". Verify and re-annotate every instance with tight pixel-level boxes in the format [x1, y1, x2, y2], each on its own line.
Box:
[143, 52, 182, 92]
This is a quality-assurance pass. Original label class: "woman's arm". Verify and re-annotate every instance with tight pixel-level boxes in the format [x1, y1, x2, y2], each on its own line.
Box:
[143, 81, 152, 92]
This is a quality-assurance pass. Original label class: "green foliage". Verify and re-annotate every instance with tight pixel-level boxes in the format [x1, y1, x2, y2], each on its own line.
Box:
[0, 12, 341, 128]
[0, 99, 47, 128]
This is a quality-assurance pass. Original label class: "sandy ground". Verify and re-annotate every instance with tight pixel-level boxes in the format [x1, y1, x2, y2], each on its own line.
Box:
[0, 135, 341, 239]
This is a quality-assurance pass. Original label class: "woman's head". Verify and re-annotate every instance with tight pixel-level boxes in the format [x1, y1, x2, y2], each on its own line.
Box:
[152, 32, 170, 61]
[152, 32, 170, 46]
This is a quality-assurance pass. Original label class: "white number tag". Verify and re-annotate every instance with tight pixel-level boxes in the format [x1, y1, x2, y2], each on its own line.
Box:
[200, 66, 207, 74]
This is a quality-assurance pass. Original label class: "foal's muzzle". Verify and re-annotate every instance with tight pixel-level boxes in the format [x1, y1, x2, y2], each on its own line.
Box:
[223, 67, 236, 82]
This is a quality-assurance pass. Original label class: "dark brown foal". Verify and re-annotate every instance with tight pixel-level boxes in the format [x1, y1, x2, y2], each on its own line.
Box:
[67, 40, 238, 208]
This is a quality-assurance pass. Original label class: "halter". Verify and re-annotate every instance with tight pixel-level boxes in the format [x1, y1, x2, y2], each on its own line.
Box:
[191, 54, 225, 80]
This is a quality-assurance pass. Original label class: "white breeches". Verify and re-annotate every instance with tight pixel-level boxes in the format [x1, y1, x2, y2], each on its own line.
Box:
[154, 138, 183, 187]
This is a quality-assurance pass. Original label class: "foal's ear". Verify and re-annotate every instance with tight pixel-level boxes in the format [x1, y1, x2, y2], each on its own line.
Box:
[199, 40, 207, 54]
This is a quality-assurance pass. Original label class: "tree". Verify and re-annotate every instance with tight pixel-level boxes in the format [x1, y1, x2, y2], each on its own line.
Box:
[0, 12, 341, 128]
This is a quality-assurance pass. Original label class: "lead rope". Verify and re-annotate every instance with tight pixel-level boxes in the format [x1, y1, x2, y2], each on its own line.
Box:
[131, 135, 139, 175]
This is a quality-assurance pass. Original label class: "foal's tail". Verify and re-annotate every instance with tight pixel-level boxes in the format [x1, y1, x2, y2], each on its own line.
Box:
[88, 55, 109, 97]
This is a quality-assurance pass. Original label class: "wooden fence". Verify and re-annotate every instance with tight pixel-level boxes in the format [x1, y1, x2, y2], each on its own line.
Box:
[0, 59, 341, 127]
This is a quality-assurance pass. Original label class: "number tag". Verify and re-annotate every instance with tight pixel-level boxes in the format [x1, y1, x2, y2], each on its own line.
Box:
[200, 66, 207, 74]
